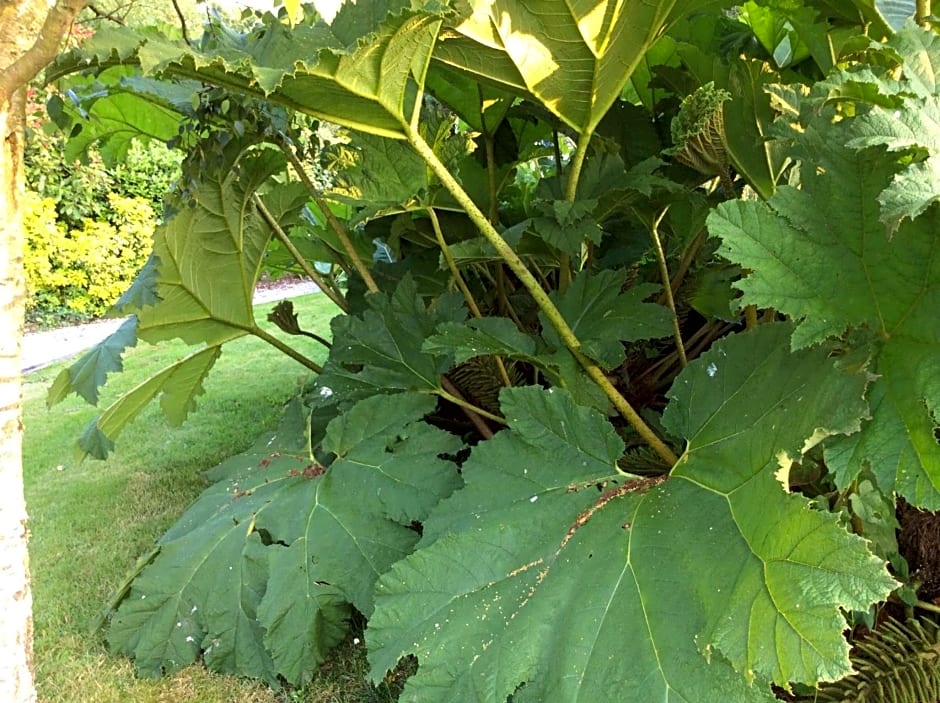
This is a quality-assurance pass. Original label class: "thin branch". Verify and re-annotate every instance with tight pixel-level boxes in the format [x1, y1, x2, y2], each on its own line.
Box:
[252, 194, 351, 313]
[437, 383, 507, 427]
[440, 376, 495, 440]
[649, 207, 687, 369]
[429, 207, 483, 318]
[663, 229, 704, 304]
[744, 304, 759, 330]
[0, 0, 89, 100]
[84, 3, 126, 25]
[914, 599, 940, 616]
[170, 0, 192, 47]
[296, 329, 333, 350]
[428, 207, 512, 389]
[251, 326, 323, 373]
[552, 127, 563, 180]
[477, 85, 500, 226]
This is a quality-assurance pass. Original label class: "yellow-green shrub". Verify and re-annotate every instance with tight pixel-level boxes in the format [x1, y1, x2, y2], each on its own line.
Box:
[23, 190, 155, 323]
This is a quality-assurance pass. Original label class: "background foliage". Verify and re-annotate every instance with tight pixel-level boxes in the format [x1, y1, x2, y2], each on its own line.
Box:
[23, 81, 179, 324]
[39, 0, 940, 700]
[23, 191, 155, 323]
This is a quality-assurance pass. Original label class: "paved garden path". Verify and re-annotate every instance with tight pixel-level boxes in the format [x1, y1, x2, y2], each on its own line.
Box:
[22, 280, 319, 374]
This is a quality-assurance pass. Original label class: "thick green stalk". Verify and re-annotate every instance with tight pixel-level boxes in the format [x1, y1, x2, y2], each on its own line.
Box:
[250, 326, 323, 374]
[276, 141, 380, 294]
[916, 0, 930, 25]
[252, 194, 350, 313]
[564, 133, 591, 203]
[407, 127, 678, 467]
[649, 208, 687, 369]
[559, 133, 593, 290]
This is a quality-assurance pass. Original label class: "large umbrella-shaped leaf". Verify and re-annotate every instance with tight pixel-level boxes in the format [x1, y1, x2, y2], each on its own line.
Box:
[49, 150, 306, 457]
[432, 0, 733, 135]
[54, 4, 444, 138]
[109, 394, 463, 684]
[367, 325, 893, 701]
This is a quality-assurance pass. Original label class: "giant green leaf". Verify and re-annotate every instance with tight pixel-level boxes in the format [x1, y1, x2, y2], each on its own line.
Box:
[51, 149, 309, 457]
[110, 394, 463, 684]
[367, 326, 894, 701]
[62, 90, 183, 163]
[541, 270, 674, 369]
[845, 94, 940, 235]
[432, 0, 733, 135]
[137, 151, 285, 345]
[774, 24, 940, 236]
[80, 346, 222, 458]
[840, 24, 940, 236]
[55, 5, 443, 138]
[708, 93, 940, 507]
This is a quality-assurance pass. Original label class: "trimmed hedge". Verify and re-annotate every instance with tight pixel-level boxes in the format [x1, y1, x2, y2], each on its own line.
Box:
[23, 190, 155, 324]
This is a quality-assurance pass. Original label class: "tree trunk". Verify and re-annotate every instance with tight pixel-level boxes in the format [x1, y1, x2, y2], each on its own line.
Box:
[0, 1, 86, 700]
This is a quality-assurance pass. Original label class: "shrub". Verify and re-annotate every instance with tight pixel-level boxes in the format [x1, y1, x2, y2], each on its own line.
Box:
[23, 190, 155, 325]
[25, 86, 181, 229]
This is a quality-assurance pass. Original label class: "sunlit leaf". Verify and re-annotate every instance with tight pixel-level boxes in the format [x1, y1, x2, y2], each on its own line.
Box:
[433, 0, 733, 134]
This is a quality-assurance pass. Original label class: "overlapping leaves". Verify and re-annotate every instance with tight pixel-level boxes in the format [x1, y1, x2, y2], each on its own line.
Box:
[108, 394, 463, 685]
[52, 0, 445, 138]
[708, 40, 940, 507]
[433, 0, 733, 134]
[367, 325, 893, 701]
[314, 275, 466, 405]
[542, 270, 673, 369]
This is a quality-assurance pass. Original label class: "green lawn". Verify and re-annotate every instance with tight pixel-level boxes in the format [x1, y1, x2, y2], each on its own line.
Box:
[22, 293, 398, 702]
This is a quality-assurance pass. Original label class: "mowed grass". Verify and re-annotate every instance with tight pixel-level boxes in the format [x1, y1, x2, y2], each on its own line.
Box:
[22, 293, 404, 703]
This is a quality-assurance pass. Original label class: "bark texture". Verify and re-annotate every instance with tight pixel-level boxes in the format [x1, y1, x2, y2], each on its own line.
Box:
[0, 1, 86, 700]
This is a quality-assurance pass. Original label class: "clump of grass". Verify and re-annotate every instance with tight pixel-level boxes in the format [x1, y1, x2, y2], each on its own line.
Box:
[22, 293, 400, 703]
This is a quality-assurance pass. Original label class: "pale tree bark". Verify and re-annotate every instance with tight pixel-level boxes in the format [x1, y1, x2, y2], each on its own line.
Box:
[0, 0, 86, 701]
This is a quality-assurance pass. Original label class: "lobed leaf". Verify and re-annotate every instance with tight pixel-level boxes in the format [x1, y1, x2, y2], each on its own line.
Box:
[315, 275, 466, 404]
[541, 271, 674, 369]
[708, 87, 940, 507]
[434, 0, 733, 135]
[58, 149, 302, 457]
[368, 325, 894, 701]
[79, 347, 222, 459]
[62, 91, 181, 164]
[110, 394, 463, 684]
[47, 316, 139, 408]
[424, 316, 536, 365]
